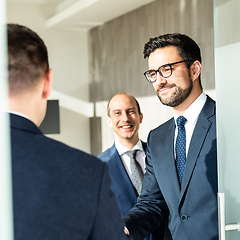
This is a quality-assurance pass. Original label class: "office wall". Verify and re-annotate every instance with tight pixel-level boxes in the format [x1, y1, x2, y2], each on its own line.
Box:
[7, 0, 215, 155]
[89, 0, 214, 102]
[47, 107, 90, 151]
[90, 0, 215, 153]
[7, 2, 91, 153]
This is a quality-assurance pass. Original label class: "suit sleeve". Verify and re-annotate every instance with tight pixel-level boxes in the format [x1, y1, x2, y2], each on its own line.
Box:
[123, 135, 169, 240]
[89, 163, 132, 240]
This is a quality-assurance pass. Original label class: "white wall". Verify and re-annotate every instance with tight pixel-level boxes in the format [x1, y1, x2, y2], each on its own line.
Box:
[7, 2, 92, 153]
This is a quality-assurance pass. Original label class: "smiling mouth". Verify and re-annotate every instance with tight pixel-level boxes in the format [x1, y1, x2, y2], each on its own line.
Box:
[160, 87, 171, 93]
[121, 125, 133, 129]
[159, 84, 175, 93]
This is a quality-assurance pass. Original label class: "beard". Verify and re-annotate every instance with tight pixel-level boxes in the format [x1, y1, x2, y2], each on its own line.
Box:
[156, 75, 193, 107]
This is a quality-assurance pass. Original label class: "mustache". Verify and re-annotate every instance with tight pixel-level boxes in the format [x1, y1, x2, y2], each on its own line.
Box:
[159, 83, 176, 90]
[119, 122, 134, 126]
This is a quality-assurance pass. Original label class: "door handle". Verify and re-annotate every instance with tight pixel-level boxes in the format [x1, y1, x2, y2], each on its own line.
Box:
[218, 193, 240, 240]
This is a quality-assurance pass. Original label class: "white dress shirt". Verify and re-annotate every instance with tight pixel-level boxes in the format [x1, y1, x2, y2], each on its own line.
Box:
[8, 110, 30, 120]
[173, 92, 207, 157]
[115, 140, 146, 184]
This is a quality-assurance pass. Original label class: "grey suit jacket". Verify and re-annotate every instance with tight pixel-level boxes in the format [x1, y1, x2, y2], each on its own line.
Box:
[11, 113, 131, 240]
[123, 96, 218, 240]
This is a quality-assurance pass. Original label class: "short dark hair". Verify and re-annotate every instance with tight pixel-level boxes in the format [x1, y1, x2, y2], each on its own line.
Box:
[143, 33, 201, 68]
[107, 92, 142, 117]
[7, 24, 49, 94]
[143, 33, 202, 89]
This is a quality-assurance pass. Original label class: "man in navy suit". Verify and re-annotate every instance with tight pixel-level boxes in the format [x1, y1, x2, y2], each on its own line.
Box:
[7, 23, 130, 240]
[98, 92, 165, 240]
[123, 33, 218, 240]
[98, 92, 145, 217]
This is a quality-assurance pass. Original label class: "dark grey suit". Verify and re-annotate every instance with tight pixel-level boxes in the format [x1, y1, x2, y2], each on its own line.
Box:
[11, 113, 130, 240]
[123, 96, 218, 240]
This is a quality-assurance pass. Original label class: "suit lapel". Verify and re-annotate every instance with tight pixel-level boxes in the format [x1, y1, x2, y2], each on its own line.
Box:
[156, 119, 181, 198]
[179, 97, 215, 201]
[108, 146, 137, 203]
[166, 120, 181, 197]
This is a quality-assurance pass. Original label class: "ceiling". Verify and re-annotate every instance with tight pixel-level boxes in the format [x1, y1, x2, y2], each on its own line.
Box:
[7, 0, 156, 30]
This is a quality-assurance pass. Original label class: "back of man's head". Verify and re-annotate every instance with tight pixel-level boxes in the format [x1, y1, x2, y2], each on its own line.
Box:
[7, 24, 52, 126]
[7, 24, 49, 95]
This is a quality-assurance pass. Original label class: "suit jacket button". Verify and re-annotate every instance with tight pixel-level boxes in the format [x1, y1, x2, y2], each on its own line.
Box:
[181, 215, 188, 222]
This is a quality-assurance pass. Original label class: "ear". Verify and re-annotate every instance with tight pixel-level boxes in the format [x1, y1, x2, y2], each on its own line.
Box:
[190, 60, 201, 82]
[107, 116, 113, 128]
[139, 113, 143, 124]
[42, 69, 53, 99]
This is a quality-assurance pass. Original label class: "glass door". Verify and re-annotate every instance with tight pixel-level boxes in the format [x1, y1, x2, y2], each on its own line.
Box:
[0, 1, 14, 239]
[214, 0, 240, 239]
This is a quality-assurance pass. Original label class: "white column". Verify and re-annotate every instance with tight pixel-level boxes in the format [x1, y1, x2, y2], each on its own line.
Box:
[0, 0, 14, 239]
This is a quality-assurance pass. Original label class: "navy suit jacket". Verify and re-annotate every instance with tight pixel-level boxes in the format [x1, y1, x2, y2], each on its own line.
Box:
[98, 142, 166, 240]
[10, 114, 131, 240]
[123, 96, 218, 240]
[98, 142, 147, 218]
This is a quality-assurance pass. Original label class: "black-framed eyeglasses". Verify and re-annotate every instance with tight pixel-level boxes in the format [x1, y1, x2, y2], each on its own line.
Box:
[143, 60, 188, 83]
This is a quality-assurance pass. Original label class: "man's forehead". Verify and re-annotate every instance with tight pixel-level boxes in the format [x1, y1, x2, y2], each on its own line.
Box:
[148, 46, 180, 68]
[109, 96, 137, 111]
[111, 106, 136, 112]
[110, 94, 133, 104]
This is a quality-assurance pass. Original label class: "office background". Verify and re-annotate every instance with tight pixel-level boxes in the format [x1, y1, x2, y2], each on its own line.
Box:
[7, 0, 215, 156]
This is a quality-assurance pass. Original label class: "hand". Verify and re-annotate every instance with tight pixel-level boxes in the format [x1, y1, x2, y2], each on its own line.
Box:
[124, 227, 130, 235]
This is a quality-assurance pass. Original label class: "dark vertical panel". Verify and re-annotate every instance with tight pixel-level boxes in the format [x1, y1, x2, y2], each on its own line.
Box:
[90, 116, 102, 156]
[39, 100, 60, 134]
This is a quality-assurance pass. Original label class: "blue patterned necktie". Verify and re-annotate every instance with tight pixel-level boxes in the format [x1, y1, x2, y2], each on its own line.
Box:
[125, 150, 143, 195]
[175, 116, 187, 186]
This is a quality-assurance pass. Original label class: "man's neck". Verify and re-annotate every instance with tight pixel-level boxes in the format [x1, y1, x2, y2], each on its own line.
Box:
[117, 137, 140, 150]
[173, 90, 203, 116]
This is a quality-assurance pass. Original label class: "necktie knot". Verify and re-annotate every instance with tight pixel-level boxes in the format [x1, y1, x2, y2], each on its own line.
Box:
[176, 116, 187, 127]
[125, 150, 138, 159]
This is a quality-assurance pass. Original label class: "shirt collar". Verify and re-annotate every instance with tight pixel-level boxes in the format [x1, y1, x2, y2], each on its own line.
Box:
[8, 110, 30, 120]
[173, 92, 207, 124]
[115, 139, 143, 156]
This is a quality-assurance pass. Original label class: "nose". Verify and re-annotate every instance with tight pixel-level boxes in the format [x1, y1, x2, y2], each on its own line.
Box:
[122, 111, 130, 121]
[155, 72, 167, 86]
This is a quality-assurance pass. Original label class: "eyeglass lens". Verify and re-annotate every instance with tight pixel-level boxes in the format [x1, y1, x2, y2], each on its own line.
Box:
[144, 60, 188, 83]
[145, 65, 172, 82]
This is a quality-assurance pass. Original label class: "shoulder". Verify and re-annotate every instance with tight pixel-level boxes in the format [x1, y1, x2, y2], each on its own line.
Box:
[45, 136, 100, 163]
[44, 137, 111, 188]
[149, 117, 174, 136]
[98, 144, 117, 162]
[204, 95, 216, 111]
[28, 132, 106, 175]
[145, 117, 174, 147]
[200, 95, 216, 122]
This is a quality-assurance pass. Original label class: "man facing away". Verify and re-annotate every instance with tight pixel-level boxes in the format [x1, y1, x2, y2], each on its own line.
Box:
[98, 92, 165, 240]
[7, 23, 131, 240]
[123, 33, 218, 240]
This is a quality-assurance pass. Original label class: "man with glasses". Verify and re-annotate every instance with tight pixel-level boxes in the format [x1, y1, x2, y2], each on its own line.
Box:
[123, 33, 218, 240]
